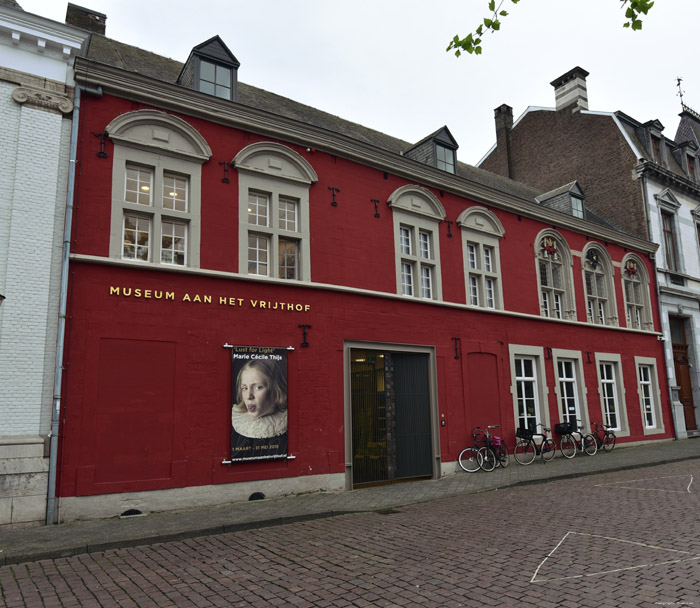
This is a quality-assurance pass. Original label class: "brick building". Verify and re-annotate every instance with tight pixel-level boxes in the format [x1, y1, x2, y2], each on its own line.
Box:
[478, 66, 700, 440]
[8, 13, 673, 523]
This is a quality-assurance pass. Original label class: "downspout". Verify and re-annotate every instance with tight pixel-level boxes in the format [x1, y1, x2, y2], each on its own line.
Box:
[46, 83, 103, 525]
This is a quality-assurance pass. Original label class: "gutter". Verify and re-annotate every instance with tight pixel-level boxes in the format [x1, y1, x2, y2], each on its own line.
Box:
[46, 84, 103, 525]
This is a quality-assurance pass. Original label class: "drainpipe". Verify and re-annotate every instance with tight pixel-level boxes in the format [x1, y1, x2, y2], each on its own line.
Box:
[46, 83, 103, 525]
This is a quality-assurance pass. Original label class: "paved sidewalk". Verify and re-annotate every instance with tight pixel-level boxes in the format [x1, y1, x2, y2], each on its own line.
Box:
[1, 438, 698, 566]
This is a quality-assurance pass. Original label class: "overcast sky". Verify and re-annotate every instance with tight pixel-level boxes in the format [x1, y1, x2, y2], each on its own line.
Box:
[18, 0, 700, 165]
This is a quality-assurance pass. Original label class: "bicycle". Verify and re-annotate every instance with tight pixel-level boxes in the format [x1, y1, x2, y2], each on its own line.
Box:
[513, 423, 556, 465]
[556, 419, 597, 458]
[458, 425, 508, 472]
[591, 421, 617, 452]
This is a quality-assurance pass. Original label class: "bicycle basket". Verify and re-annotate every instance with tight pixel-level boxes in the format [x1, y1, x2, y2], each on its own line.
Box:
[491, 436, 502, 447]
[515, 427, 534, 440]
[554, 421, 576, 435]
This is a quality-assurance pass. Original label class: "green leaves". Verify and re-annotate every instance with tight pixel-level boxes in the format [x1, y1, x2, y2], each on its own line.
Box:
[448, 0, 653, 57]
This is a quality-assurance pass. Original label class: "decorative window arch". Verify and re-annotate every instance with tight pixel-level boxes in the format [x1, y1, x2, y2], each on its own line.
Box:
[621, 254, 654, 330]
[234, 142, 318, 281]
[387, 185, 445, 300]
[457, 206, 505, 309]
[581, 243, 618, 326]
[106, 110, 212, 267]
[534, 230, 576, 320]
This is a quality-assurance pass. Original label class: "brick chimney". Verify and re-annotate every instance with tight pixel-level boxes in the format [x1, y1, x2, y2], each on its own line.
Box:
[493, 104, 514, 178]
[65, 3, 106, 35]
[551, 66, 589, 113]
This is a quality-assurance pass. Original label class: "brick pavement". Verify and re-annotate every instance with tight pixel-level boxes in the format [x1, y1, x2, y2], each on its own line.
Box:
[2, 457, 700, 607]
[0, 438, 698, 568]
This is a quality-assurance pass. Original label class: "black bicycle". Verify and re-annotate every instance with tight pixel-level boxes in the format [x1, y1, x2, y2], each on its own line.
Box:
[513, 423, 556, 465]
[591, 421, 617, 452]
[459, 425, 508, 472]
[556, 419, 597, 458]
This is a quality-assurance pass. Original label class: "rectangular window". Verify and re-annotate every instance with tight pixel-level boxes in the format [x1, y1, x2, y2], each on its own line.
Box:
[688, 154, 697, 182]
[515, 356, 539, 431]
[420, 266, 433, 299]
[279, 197, 298, 231]
[162, 174, 188, 212]
[278, 238, 298, 279]
[419, 231, 431, 259]
[638, 364, 655, 428]
[557, 360, 579, 424]
[400, 226, 412, 256]
[435, 144, 455, 173]
[599, 362, 619, 430]
[651, 135, 662, 163]
[401, 262, 414, 296]
[571, 197, 584, 218]
[125, 166, 152, 206]
[469, 276, 479, 306]
[122, 214, 151, 261]
[248, 234, 269, 276]
[466, 241, 500, 309]
[662, 212, 678, 271]
[199, 59, 232, 99]
[467, 243, 477, 269]
[248, 192, 270, 227]
[485, 279, 495, 309]
[483, 247, 493, 272]
[160, 221, 187, 266]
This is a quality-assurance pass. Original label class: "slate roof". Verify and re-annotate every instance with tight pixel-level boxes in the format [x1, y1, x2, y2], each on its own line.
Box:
[84, 34, 551, 205]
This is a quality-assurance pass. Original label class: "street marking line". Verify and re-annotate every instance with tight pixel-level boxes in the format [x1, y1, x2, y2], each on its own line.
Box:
[530, 531, 700, 583]
[594, 474, 695, 494]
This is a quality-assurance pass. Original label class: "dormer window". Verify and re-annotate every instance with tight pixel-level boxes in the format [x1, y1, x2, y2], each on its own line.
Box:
[687, 153, 697, 182]
[651, 135, 662, 163]
[571, 195, 584, 218]
[199, 60, 232, 99]
[178, 36, 240, 102]
[436, 144, 455, 173]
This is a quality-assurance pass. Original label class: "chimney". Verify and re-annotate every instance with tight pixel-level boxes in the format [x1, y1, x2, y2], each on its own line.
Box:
[550, 66, 589, 113]
[65, 3, 106, 35]
[493, 104, 514, 178]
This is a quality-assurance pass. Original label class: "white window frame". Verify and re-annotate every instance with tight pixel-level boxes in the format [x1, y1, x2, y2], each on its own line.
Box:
[457, 207, 505, 310]
[621, 254, 654, 331]
[388, 185, 445, 301]
[594, 353, 629, 437]
[552, 349, 590, 432]
[534, 230, 576, 321]
[106, 111, 211, 268]
[581, 245, 618, 327]
[634, 356, 665, 435]
[234, 142, 318, 281]
[509, 345, 549, 434]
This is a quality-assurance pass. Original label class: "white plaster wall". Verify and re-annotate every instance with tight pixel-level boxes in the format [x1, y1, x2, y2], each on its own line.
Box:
[0, 91, 67, 437]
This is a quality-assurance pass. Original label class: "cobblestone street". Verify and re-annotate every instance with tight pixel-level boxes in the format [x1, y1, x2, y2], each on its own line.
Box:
[2, 458, 700, 607]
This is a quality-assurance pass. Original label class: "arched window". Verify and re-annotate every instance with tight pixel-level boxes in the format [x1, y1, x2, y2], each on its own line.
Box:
[535, 230, 575, 320]
[106, 110, 212, 268]
[581, 245, 617, 326]
[621, 255, 654, 330]
[234, 142, 318, 281]
[388, 185, 445, 300]
[457, 206, 505, 309]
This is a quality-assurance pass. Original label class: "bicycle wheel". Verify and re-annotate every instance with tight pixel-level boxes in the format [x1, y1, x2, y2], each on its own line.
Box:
[602, 432, 616, 452]
[583, 433, 598, 456]
[541, 438, 556, 462]
[478, 447, 496, 472]
[495, 443, 509, 468]
[458, 447, 482, 473]
[560, 434, 576, 459]
[513, 440, 536, 465]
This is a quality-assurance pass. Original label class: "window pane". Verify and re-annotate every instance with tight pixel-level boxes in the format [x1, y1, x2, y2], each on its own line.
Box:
[400, 227, 412, 256]
[468, 244, 477, 269]
[163, 174, 188, 212]
[486, 279, 495, 309]
[161, 221, 187, 266]
[215, 66, 231, 86]
[278, 238, 298, 279]
[122, 214, 150, 261]
[279, 198, 298, 231]
[469, 276, 479, 306]
[419, 232, 431, 259]
[125, 167, 152, 205]
[248, 234, 269, 276]
[483, 247, 493, 272]
[200, 60, 215, 82]
[401, 262, 413, 296]
[421, 266, 433, 299]
[248, 192, 269, 226]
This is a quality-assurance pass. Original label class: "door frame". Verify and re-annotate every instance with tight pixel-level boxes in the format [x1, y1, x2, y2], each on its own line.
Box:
[343, 341, 441, 490]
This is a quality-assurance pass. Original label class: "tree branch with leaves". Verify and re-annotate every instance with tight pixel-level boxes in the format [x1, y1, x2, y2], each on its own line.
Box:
[447, 0, 655, 57]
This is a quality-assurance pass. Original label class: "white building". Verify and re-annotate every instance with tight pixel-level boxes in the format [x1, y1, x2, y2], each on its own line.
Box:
[0, 1, 88, 525]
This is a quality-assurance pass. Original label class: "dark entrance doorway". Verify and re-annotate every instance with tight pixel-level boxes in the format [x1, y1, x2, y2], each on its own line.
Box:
[350, 349, 433, 486]
[670, 317, 697, 431]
